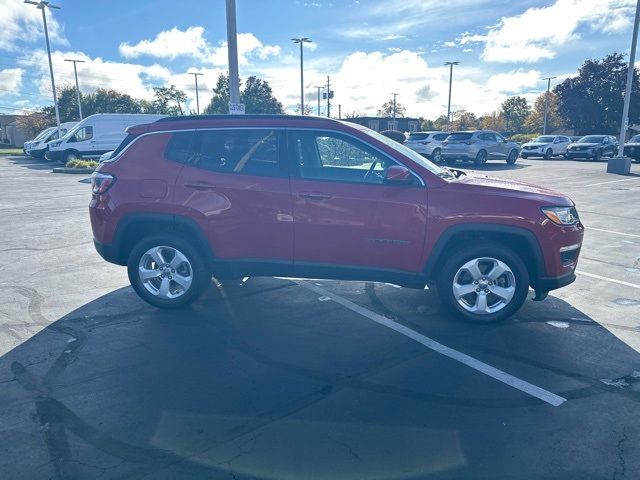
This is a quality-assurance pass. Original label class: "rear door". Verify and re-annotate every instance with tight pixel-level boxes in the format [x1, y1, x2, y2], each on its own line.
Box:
[287, 129, 428, 273]
[481, 133, 501, 159]
[173, 128, 294, 266]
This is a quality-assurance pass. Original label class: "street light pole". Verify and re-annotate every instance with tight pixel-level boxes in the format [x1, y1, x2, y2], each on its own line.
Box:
[292, 38, 312, 114]
[25, 1, 61, 134]
[64, 59, 85, 120]
[617, 0, 640, 156]
[315, 86, 323, 116]
[392, 92, 399, 129]
[444, 62, 459, 131]
[189, 72, 204, 114]
[542, 76, 556, 135]
[225, 0, 241, 112]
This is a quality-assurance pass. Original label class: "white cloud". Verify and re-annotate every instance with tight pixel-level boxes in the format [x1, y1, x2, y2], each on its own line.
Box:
[0, 0, 67, 51]
[486, 69, 540, 93]
[119, 27, 280, 66]
[458, 0, 635, 63]
[0, 68, 23, 95]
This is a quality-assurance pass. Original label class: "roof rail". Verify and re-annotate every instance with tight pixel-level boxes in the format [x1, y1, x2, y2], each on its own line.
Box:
[155, 114, 336, 123]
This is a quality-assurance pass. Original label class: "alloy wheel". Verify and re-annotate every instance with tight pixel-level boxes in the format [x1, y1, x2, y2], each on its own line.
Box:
[452, 257, 516, 315]
[138, 245, 193, 299]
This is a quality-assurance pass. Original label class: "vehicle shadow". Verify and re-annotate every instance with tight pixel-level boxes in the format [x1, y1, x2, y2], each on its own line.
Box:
[450, 161, 530, 172]
[4, 156, 56, 171]
[1, 279, 638, 479]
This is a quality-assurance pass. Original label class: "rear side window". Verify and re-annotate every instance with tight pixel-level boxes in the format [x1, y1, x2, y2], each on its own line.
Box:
[447, 132, 473, 141]
[165, 131, 196, 163]
[112, 134, 138, 158]
[408, 133, 429, 141]
[166, 129, 282, 177]
[432, 133, 448, 141]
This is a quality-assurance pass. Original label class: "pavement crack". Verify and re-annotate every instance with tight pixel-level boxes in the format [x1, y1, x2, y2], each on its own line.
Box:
[613, 427, 628, 480]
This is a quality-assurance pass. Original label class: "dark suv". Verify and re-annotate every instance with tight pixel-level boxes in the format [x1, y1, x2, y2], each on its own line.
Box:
[90, 115, 583, 322]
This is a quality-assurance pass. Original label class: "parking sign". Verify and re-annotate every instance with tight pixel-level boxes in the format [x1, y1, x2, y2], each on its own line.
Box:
[229, 103, 245, 115]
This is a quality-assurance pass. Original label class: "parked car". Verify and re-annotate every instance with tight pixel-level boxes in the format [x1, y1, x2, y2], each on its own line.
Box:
[90, 115, 583, 323]
[24, 122, 77, 158]
[623, 134, 640, 162]
[46, 114, 167, 163]
[520, 135, 571, 159]
[565, 135, 618, 161]
[441, 130, 520, 165]
[404, 131, 449, 163]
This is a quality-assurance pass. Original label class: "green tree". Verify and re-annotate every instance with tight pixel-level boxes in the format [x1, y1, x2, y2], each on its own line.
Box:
[450, 109, 478, 130]
[152, 85, 187, 115]
[501, 96, 531, 133]
[204, 74, 231, 114]
[554, 53, 640, 134]
[241, 76, 283, 114]
[377, 99, 407, 117]
[478, 111, 505, 131]
[421, 118, 435, 130]
[16, 111, 52, 137]
[524, 92, 564, 134]
[43, 86, 142, 121]
[433, 115, 449, 130]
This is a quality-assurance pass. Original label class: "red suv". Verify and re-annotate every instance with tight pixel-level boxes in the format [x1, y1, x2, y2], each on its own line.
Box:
[90, 115, 583, 322]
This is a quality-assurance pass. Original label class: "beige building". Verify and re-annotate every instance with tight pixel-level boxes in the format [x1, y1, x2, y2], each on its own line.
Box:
[0, 115, 29, 147]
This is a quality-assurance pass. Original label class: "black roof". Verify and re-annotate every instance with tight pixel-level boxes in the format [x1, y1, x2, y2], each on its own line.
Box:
[155, 114, 336, 123]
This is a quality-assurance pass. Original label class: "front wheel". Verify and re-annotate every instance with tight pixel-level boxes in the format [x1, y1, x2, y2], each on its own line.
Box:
[544, 148, 552, 160]
[63, 150, 80, 164]
[436, 243, 530, 323]
[506, 149, 518, 164]
[127, 234, 210, 309]
[593, 149, 602, 162]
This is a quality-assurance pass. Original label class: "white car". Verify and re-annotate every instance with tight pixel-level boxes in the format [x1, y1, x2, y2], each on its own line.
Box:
[46, 114, 167, 163]
[404, 131, 449, 163]
[24, 122, 77, 158]
[520, 135, 571, 159]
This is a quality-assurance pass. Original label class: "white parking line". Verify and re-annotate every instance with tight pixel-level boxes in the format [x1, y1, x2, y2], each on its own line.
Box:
[584, 226, 640, 238]
[298, 282, 566, 407]
[576, 270, 640, 290]
[583, 177, 640, 187]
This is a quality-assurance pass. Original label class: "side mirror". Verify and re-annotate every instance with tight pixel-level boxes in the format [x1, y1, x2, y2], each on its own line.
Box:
[503, 138, 508, 143]
[385, 165, 412, 184]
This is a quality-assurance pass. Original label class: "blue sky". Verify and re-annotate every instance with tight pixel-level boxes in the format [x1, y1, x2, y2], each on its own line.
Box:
[0, 0, 636, 118]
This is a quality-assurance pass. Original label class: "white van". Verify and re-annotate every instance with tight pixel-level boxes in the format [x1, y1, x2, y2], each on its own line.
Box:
[24, 122, 77, 158]
[45, 114, 167, 163]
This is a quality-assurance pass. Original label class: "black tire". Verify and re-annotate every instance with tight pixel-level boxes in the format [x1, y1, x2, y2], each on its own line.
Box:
[436, 242, 530, 323]
[593, 149, 602, 162]
[521, 154, 528, 159]
[127, 234, 210, 309]
[544, 148, 552, 160]
[474, 150, 488, 165]
[430, 148, 442, 163]
[63, 149, 81, 164]
[506, 149, 518, 164]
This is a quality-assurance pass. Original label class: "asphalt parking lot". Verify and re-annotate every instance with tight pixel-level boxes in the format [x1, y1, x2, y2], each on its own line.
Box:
[1, 155, 639, 479]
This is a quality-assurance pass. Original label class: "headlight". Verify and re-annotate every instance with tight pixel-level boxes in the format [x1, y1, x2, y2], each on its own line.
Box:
[541, 206, 580, 226]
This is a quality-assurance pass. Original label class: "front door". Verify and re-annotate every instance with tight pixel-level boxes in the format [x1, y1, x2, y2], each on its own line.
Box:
[173, 128, 294, 267]
[287, 129, 428, 274]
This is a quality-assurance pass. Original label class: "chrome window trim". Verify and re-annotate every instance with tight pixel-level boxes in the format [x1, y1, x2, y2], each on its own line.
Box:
[105, 125, 427, 187]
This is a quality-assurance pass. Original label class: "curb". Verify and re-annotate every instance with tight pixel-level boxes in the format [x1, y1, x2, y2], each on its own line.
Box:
[52, 167, 95, 174]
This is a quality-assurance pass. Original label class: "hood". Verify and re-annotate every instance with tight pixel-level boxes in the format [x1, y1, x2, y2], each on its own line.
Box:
[569, 143, 599, 148]
[625, 142, 640, 147]
[455, 172, 571, 204]
[522, 142, 550, 147]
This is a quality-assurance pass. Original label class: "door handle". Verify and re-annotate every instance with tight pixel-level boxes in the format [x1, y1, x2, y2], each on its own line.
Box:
[184, 182, 216, 191]
[299, 192, 332, 200]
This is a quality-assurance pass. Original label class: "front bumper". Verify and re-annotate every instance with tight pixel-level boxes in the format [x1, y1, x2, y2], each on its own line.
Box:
[26, 147, 47, 157]
[534, 271, 576, 292]
[565, 150, 594, 158]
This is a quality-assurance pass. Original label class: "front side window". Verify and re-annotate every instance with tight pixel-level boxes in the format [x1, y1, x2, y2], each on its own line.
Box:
[289, 130, 400, 185]
[433, 133, 448, 141]
[69, 126, 93, 143]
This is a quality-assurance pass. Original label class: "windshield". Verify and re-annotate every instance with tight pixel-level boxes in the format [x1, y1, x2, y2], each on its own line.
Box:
[34, 127, 55, 141]
[534, 136, 555, 143]
[356, 125, 448, 176]
[579, 135, 605, 143]
[630, 135, 640, 143]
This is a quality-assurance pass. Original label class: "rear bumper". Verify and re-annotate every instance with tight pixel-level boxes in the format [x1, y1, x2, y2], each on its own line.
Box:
[441, 151, 475, 160]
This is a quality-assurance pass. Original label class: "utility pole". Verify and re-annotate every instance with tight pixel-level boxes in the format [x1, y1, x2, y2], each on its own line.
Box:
[617, 0, 640, 156]
[292, 37, 312, 114]
[542, 76, 556, 135]
[25, 1, 61, 134]
[225, 0, 241, 113]
[315, 85, 323, 116]
[392, 92, 399, 129]
[189, 72, 204, 114]
[64, 59, 85, 120]
[326, 75, 331, 118]
[444, 61, 459, 131]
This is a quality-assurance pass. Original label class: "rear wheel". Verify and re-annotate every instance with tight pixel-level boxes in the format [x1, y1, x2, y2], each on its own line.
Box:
[474, 150, 488, 165]
[431, 148, 442, 163]
[506, 149, 518, 164]
[63, 149, 80, 164]
[436, 243, 530, 323]
[127, 234, 210, 309]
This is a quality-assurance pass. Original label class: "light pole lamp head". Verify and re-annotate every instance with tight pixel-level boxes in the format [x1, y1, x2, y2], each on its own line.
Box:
[292, 37, 312, 44]
[444, 61, 460, 67]
[24, 0, 60, 9]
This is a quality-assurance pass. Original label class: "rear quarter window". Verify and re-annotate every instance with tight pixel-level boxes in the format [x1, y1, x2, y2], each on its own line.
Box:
[408, 133, 430, 141]
[447, 132, 473, 141]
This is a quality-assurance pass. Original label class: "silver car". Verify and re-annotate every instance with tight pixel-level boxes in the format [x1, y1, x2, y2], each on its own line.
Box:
[441, 130, 520, 165]
[404, 131, 449, 163]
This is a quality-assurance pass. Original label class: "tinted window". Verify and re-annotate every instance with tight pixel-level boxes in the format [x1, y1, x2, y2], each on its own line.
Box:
[432, 133, 448, 141]
[579, 135, 605, 143]
[447, 132, 473, 141]
[407, 133, 430, 141]
[165, 131, 196, 163]
[630, 135, 640, 142]
[479, 133, 496, 141]
[112, 134, 138, 158]
[289, 130, 399, 185]
[535, 136, 555, 143]
[171, 129, 281, 177]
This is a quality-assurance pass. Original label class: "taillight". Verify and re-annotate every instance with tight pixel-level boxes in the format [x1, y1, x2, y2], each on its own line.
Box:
[91, 172, 116, 194]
